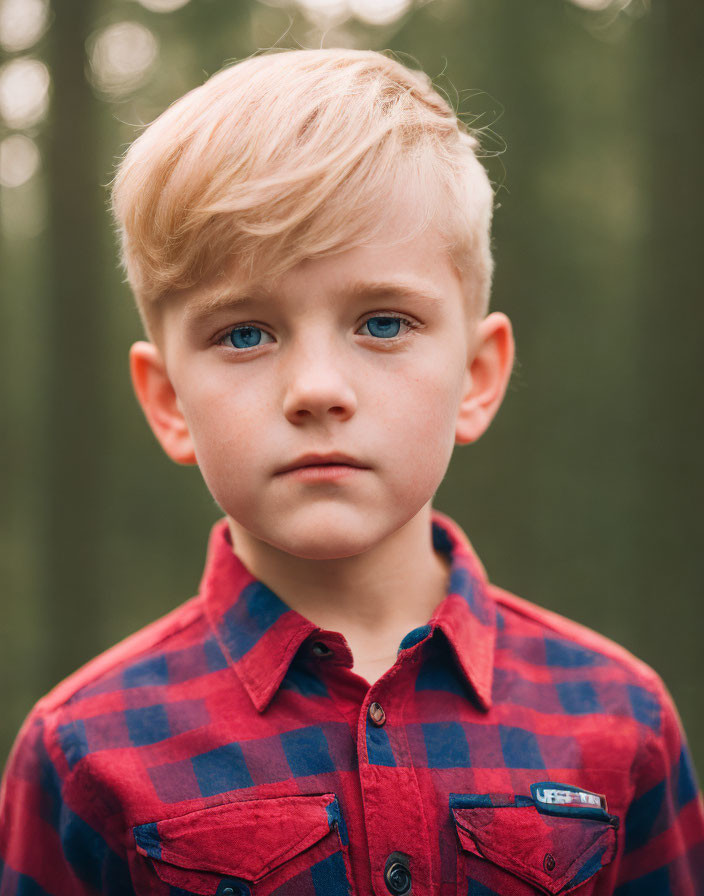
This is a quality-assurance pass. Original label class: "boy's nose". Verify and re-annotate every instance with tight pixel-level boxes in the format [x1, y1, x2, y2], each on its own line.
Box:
[281, 354, 357, 424]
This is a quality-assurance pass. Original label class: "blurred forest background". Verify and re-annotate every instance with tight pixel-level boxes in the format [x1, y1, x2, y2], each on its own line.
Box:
[1, 0, 702, 776]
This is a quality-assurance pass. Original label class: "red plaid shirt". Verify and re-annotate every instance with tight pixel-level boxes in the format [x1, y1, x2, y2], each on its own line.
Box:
[1, 509, 703, 895]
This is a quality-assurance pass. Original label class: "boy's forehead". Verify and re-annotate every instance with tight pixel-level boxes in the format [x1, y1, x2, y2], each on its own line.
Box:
[179, 272, 449, 325]
[173, 223, 464, 329]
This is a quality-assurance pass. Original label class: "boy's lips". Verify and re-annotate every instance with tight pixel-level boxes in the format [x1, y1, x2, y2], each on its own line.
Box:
[276, 452, 369, 474]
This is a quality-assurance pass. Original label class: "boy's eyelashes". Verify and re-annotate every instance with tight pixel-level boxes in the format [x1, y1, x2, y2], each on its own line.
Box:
[212, 313, 423, 351]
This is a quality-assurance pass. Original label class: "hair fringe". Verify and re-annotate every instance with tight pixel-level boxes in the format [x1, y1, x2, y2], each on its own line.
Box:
[110, 48, 496, 340]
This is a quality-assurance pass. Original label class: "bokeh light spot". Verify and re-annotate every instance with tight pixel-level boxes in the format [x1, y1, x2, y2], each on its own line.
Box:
[0, 0, 49, 53]
[135, 0, 191, 12]
[88, 21, 158, 98]
[296, 0, 350, 26]
[569, 0, 615, 8]
[0, 133, 40, 188]
[0, 57, 50, 129]
[349, 0, 412, 25]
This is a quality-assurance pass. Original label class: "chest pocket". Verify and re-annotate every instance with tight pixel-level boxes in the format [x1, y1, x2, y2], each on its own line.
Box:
[132, 793, 352, 896]
[451, 792, 619, 895]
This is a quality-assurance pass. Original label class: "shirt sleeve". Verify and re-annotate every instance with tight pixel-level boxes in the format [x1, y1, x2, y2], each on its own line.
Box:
[0, 705, 134, 895]
[614, 673, 704, 894]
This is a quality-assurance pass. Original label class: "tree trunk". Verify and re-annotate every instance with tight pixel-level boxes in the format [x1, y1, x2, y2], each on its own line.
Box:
[43, 0, 106, 685]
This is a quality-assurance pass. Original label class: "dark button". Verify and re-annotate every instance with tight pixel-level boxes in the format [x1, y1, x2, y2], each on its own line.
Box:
[369, 702, 386, 726]
[311, 640, 333, 657]
[384, 853, 412, 895]
[543, 852, 556, 873]
[216, 879, 250, 896]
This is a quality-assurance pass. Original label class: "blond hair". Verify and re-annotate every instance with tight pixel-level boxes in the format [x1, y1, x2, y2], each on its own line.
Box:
[109, 48, 495, 341]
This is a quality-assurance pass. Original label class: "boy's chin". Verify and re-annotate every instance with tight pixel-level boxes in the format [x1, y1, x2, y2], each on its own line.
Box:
[267, 527, 382, 561]
[227, 510, 398, 561]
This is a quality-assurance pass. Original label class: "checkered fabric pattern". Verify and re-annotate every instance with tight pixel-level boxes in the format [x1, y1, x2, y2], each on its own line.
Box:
[1, 509, 702, 895]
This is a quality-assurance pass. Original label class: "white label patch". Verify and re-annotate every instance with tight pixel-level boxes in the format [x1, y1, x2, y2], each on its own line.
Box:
[535, 787, 605, 810]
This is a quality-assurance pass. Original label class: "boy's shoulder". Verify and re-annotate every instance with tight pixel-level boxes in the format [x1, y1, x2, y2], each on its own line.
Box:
[34, 571, 667, 724]
[34, 574, 666, 714]
[489, 581, 669, 718]
[35, 591, 209, 719]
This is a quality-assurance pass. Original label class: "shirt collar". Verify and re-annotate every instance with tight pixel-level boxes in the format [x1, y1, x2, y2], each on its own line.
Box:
[202, 509, 496, 713]
[427, 509, 496, 711]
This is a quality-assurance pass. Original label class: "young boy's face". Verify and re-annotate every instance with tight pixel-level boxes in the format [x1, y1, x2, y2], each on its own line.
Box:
[130, 213, 513, 561]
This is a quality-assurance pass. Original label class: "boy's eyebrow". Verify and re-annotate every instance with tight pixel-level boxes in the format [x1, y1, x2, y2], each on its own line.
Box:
[343, 280, 445, 305]
[184, 278, 445, 323]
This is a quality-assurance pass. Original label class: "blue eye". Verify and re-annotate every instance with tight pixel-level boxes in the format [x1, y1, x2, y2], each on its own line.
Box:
[362, 317, 402, 339]
[221, 315, 415, 351]
[225, 326, 272, 349]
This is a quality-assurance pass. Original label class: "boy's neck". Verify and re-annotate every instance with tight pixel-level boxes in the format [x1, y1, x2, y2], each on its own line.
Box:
[226, 504, 451, 680]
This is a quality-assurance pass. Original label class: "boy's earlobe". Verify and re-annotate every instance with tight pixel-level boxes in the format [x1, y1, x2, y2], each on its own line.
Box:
[455, 312, 515, 446]
[128, 341, 197, 465]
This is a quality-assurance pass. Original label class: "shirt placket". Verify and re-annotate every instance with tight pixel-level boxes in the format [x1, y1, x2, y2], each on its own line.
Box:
[356, 648, 434, 896]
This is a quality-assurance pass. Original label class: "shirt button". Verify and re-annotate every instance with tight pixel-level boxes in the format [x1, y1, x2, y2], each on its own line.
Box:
[216, 880, 250, 896]
[311, 640, 333, 657]
[384, 855, 412, 895]
[369, 702, 386, 726]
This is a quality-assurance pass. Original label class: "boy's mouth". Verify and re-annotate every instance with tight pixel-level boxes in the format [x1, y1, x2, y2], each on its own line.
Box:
[276, 452, 368, 474]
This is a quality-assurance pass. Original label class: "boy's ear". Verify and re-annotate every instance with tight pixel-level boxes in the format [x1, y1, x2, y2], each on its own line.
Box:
[455, 312, 515, 446]
[129, 341, 197, 465]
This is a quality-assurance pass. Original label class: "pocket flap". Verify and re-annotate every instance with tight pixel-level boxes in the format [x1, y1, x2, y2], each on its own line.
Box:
[134, 793, 341, 887]
[451, 790, 618, 895]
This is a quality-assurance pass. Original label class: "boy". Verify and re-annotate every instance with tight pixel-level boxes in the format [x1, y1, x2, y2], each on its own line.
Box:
[1, 47, 702, 895]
